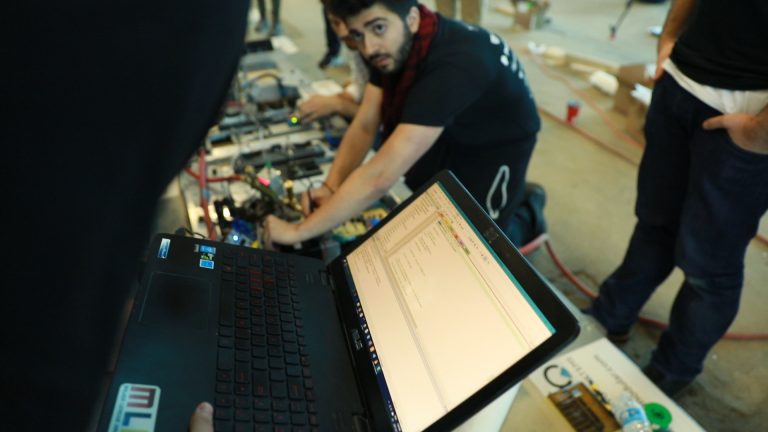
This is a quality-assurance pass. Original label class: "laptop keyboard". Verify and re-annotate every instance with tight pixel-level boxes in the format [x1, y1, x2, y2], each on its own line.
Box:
[214, 249, 319, 432]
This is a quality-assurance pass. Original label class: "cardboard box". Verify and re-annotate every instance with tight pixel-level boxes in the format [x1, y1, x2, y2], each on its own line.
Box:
[613, 63, 654, 115]
[512, 1, 551, 30]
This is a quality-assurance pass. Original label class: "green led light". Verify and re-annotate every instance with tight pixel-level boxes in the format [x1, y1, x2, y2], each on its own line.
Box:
[290, 116, 298, 124]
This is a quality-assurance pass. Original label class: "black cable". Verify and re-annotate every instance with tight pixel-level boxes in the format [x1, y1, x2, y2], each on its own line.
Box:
[303, 178, 324, 213]
[174, 226, 206, 239]
[245, 72, 287, 99]
[307, 187, 314, 213]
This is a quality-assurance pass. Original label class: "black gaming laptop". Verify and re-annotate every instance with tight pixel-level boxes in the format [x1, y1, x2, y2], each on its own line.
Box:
[99, 170, 579, 432]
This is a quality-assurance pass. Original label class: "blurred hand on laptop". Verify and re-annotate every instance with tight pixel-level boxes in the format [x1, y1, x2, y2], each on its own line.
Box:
[189, 402, 214, 432]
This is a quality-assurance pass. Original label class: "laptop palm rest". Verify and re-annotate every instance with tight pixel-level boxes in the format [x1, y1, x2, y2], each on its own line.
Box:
[140, 272, 211, 330]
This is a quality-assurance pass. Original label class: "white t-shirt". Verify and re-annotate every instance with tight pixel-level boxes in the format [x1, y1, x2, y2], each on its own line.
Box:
[664, 59, 768, 115]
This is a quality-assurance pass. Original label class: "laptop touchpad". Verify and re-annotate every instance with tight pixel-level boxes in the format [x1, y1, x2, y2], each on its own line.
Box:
[140, 272, 211, 330]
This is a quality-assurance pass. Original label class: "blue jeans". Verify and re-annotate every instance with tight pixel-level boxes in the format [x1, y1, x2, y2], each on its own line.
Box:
[590, 74, 768, 381]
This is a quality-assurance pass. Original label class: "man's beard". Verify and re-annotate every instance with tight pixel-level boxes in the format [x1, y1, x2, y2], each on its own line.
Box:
[370, 26, 414, 75]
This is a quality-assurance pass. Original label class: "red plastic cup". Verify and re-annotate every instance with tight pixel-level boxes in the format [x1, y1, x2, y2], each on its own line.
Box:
[566, 100, 581, 124]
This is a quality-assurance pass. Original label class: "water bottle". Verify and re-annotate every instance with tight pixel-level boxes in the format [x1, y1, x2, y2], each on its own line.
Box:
[613, 392, 652, 432]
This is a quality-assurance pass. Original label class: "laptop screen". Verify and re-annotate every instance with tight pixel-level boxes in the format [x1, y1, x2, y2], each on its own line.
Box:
[344, 183, 554, 431]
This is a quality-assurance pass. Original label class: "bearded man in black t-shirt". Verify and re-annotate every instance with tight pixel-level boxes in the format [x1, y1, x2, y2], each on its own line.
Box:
[266, 0, 545, 248]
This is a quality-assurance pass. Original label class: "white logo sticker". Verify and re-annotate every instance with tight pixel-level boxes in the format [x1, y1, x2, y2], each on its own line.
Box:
[108, 383, 161, 432]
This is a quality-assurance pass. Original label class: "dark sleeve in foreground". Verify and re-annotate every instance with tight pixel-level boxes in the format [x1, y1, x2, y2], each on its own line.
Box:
[3, 0, 249, 429]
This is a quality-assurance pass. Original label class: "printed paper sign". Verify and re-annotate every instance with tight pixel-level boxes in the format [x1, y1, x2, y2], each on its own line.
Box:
[528, 338, 704, 431]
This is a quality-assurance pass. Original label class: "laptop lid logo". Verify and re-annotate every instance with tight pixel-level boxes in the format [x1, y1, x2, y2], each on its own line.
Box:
[158, 238, 171, 259]
[483, 227, 499, 243]
[351, 329, 363, 351]
[108, 383, 161, 432]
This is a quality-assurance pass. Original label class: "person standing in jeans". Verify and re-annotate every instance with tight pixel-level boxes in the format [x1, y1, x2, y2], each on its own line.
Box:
[256, 0, 282, 35]
[588, 0, 768, 397]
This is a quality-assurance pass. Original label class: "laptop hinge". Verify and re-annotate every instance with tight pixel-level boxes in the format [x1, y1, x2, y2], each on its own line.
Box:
[351, 414, 371, 432]
[318, 269, 331, 287]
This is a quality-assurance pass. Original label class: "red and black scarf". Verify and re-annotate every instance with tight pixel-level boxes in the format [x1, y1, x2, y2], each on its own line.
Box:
[380, 4, 439, 140]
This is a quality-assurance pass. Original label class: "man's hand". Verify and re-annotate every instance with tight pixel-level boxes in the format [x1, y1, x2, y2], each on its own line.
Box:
[298, 95, 340, 123]
[189, 402, 214, 432]
[654, 37, 675, 81]
[263, 215, 303, 247]
[703, 113, 768, 155]
[653, 0, 696, 80]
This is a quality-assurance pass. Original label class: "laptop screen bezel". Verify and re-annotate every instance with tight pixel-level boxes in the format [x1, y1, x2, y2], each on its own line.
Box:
[327, 170, 580, 431]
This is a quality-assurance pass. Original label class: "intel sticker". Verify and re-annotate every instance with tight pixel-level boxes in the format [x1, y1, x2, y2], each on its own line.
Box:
[199, 245, 216, 254]
[200, 259, 214, 270]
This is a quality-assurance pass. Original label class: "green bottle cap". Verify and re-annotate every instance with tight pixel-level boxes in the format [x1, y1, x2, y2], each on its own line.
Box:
[645, 402, 672, 429]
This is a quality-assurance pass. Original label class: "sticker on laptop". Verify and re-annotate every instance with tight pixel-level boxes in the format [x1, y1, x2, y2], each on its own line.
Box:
[157, 238, 171, 259]
[195, 244, 216, 270]
[108, 383, 161, 432]
[198, 245, 216, 254]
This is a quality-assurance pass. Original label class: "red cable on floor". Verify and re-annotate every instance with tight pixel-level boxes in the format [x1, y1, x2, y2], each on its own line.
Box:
[527, 51, 768, 254]
[537, 108, 639, 166]
[519, 238, 768, 341]
[518, 232, 550, 256]
[523, 50, 646, 152]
